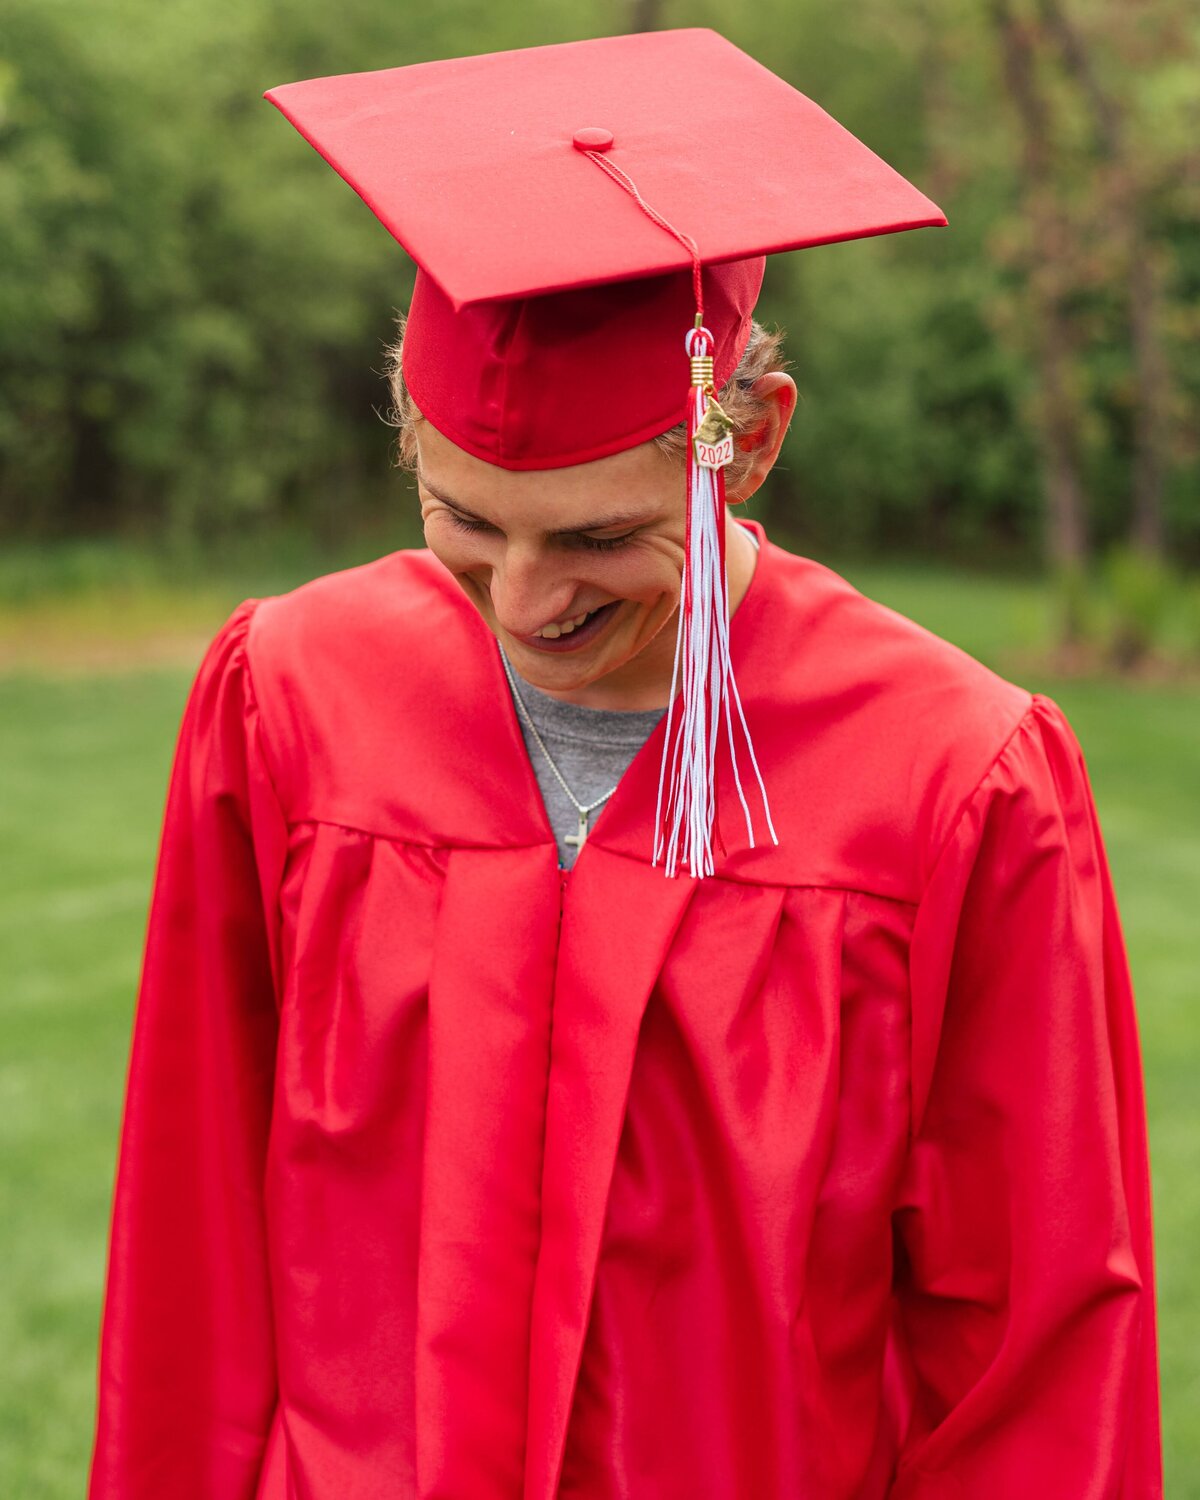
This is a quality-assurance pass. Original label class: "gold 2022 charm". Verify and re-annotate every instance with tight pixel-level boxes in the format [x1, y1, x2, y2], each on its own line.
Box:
[693, 396, 735, 471]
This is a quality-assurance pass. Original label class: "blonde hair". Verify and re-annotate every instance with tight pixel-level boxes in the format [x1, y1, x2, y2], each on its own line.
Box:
[381, 315, 788, 494]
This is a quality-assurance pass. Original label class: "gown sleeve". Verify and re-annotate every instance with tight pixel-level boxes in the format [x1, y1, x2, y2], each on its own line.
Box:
[889, 694, 1162, 1498]
[89, 602, 287, 1500]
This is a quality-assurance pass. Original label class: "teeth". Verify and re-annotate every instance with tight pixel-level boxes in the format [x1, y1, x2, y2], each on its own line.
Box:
[536, 608, 595, 640]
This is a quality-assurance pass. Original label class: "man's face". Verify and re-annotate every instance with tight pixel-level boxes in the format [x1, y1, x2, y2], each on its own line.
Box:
[416, 419, 687, 706]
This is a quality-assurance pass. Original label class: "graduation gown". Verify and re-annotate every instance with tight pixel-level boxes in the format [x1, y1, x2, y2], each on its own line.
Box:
[88, 527, 1162, 1499]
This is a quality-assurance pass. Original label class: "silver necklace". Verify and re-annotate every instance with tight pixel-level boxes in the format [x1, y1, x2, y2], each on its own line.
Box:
[500, 650, 619, 851]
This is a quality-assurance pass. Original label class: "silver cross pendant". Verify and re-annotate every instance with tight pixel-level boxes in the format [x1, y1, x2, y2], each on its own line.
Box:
[564, 809, 589, 851]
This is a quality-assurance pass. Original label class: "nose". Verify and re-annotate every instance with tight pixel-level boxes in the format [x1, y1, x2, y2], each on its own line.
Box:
[486, 543, 577, 638]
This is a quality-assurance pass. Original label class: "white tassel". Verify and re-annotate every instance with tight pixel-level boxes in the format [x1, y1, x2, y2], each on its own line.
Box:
[654, 328, 777, 878]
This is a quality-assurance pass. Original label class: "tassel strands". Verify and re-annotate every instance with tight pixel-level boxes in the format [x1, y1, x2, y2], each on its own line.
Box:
[652, 326, 777, 877]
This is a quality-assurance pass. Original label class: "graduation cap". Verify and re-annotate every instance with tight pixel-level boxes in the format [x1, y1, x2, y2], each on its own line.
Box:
[265, 29, 945, 875]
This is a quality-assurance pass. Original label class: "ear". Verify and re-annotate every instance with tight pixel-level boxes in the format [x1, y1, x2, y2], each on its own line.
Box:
[724, 373, 798, 505]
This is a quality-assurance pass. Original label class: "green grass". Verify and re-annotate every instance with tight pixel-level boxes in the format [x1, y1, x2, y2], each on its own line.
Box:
[0, 554, 1197, 1494]
[0, 670, 189, 1496]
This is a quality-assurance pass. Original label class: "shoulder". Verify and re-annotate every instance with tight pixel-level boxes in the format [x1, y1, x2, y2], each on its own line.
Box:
[245, 548, 468, 669]
[743, 542, 1037, 896]
[219, 549, 494, 827]
[240, 547, 483, 701]
[761, 543, 1031, 732]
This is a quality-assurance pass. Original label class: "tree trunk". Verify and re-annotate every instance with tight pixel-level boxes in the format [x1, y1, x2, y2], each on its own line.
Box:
[1127, 249, 1168, 554]
[629, 0, 665, 32]
[990, 0, 1090, 583]
[1037, 0, 1169, 557]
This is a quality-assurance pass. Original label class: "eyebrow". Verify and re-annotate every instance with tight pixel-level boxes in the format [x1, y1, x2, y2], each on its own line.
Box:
[418, 475, 653, 536]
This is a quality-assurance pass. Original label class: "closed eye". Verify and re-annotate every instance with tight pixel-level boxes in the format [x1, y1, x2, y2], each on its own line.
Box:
[571, 530, 637, 552]
[446, 511, 498, 536]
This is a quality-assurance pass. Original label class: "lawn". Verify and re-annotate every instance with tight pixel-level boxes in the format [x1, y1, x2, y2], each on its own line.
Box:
[0, 553, 1196, 1495]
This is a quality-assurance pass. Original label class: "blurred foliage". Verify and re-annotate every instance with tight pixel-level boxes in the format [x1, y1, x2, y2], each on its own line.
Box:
[1102, 542, 1176, 668]
[0, 0, 1197, 577]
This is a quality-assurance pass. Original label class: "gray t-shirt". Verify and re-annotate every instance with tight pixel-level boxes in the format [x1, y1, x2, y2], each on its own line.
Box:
[502, 655, 664, 869]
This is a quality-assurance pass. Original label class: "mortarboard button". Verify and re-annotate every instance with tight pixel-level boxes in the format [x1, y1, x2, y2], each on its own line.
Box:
[572, 128, 614, 152]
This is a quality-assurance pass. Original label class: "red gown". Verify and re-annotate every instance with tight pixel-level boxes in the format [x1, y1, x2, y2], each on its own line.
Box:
[88, 527, 1162, 1498]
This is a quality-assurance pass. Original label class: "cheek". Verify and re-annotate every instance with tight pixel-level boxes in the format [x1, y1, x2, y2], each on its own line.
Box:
[595, 543, 683, 603]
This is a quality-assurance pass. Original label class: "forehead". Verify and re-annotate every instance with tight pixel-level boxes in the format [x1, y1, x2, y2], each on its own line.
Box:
[414, 420, 681, 526]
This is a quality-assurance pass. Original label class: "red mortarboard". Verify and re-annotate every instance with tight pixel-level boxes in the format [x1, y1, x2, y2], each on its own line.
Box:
[264, 28, 944, 470]
[265, 30, 945, 876]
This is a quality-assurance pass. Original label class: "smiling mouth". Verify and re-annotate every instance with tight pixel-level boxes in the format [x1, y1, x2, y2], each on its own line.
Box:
[521, 601, 619, 652]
